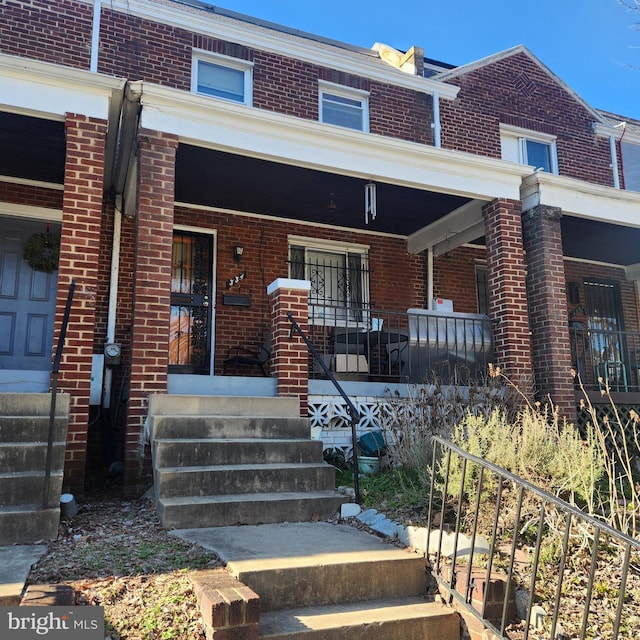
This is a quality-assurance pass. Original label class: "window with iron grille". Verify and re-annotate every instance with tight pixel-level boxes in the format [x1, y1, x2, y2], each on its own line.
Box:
[289, 241, 370, 324]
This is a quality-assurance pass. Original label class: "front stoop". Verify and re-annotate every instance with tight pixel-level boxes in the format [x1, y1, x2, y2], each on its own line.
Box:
[175, 522, 460, 640]
[148, 395, 348, 528]
[0, 393, 69, 545]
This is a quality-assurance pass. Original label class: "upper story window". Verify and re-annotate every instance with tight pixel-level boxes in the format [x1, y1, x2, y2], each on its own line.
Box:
[500, 125, 558, 174]
[621, 141, 640, 192]
[288, 236, 370, 325]
[192, 51, 253, 106]
[319, 82, 369, 132]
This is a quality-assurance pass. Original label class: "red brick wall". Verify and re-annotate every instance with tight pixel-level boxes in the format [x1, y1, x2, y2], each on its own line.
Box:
[56, 113, 108, 491]
[482, 198, 533, 394]
[171, 207, 426, 373]
[433, 245, 486, 314]
[0, 0, 93, 69]
[99, 9, 434, 145]
[440, 51, 614, 186]
[0, 183, 63, 210]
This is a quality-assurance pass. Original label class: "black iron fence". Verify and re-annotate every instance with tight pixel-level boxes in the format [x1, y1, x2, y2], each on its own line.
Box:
[307, 306, 494, 385]
[428, 435, 640, 639]
[570, 326, 640, 393]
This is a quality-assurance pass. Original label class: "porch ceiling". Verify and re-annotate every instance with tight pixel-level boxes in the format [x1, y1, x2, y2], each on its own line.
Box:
[175, 144, 471, 236]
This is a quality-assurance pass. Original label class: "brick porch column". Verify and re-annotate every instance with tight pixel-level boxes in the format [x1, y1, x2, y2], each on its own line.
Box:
[267, 278, 311, 417]
[483, 199, 534, 399]
[56, 113, 108, 491]
[125, 129, 178, 493]
[522, 205, 575, 417]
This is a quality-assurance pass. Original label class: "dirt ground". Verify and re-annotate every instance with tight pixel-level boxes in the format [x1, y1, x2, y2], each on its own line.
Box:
[26, 493, 222, 640]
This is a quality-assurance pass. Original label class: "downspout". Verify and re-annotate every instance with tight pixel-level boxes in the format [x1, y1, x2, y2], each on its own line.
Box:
[90, 0, 101, 73]
[432, 91, 441, 149]
[102, 204, 122, 409]
[102, 84, 142, 410]
[609, 135, 621, 190]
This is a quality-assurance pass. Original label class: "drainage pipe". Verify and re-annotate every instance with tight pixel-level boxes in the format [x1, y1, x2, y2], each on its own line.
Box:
[90, 0, 101, 73]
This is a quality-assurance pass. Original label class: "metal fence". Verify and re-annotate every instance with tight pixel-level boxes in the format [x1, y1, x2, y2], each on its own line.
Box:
[307, 306, 494, 385]
[428, 435, 640, 640]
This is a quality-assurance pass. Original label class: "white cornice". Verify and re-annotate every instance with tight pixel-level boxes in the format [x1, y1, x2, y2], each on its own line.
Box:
[135, 81, 528, 202]
[0, 53, 125, 120]
[104, 0, 458, 99]
[521, 172, 640, 227]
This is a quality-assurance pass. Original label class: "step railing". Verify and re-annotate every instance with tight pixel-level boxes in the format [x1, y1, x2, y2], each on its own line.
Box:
[43, 279, 75, 508]
[428, 435, 640, 640]
[287, 310, 362, 503]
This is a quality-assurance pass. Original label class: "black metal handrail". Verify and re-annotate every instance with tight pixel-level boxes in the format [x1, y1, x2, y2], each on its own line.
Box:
[428, 435, 640, 640]
[43, 279, 75, 508]
[287, 310, 362, 503]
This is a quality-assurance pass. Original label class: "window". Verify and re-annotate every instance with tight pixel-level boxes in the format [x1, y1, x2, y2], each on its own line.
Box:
[192, 52, 253, 105]
[319, 82, 369, 132]
[288, 238, 370, 324]
[475, 263, 490, 316]
[621, 141, 640, 192]
[500, 125, 558, 174]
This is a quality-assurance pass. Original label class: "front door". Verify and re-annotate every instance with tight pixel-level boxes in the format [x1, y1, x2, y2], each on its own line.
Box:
[0, 218, 59, 390]
[168, 231, 214, 374]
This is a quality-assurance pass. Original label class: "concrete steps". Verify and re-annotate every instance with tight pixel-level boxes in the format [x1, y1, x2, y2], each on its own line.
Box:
[149, 395, 348, 528]
[0, 393, 69, 545]
[174, 521, 460, 640]
[259, 597, 458, 640]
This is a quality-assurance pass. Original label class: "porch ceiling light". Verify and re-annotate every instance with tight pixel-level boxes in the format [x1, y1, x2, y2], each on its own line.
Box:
[233, 244, 244, 262]
[365, 182, 377, 224]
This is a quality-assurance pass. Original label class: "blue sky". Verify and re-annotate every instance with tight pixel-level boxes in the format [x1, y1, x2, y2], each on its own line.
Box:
[203, 0, 640, 120]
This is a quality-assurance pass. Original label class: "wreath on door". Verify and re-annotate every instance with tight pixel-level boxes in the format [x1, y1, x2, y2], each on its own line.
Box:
[23, 232, 60, 273]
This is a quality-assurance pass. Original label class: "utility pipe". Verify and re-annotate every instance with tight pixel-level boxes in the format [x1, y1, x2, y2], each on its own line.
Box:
[90, 0, 101, 73]
[102, 202, 122, 409]
[432, 91, 441, 148]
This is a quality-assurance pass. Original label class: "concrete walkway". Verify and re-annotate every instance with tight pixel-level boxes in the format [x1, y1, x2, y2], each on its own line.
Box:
[0, 545, 47, 604]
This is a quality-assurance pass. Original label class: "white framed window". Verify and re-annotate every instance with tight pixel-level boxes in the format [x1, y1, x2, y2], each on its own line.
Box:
[319, 81, 369, 132]
[500, 125, 558, 174]
[288, 236, 370, 325]
[192, 51, 253, 106]
[621, 141, 640, 192]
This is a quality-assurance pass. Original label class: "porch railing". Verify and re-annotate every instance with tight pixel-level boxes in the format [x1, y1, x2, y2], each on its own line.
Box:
[307, 306, 494, 385]
[286, 311, 362, 504]
[428, 435, 640, 640]
[569, 326, 640, 393]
